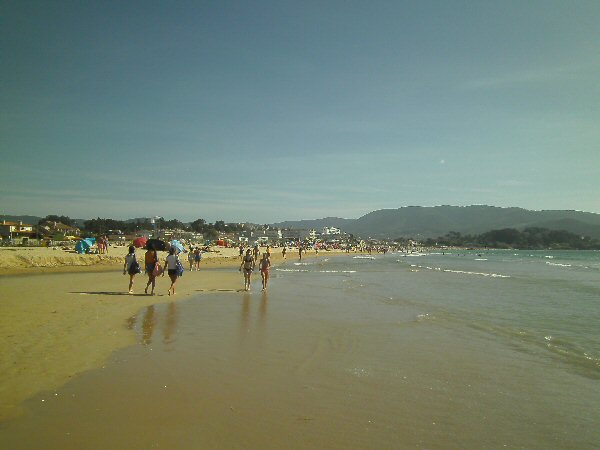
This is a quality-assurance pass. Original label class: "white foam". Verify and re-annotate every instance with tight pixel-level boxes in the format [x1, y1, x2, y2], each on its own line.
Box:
[408, 263, 510, 278]
[546, 262, 572, 267]
[276, 268, 309, 272]
[319, 270, 357, 273]
[275, 268, 356, 274]
[353, 256, 375, 260]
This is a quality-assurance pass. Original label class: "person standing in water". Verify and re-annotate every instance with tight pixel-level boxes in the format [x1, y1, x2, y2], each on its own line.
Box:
[123, 245, 140, 294]
[240, 249, 255, 291]
[259, 252, 271, 291]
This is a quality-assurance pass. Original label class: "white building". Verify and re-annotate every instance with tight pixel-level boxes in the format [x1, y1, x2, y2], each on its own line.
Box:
[322, 226, 341, 235]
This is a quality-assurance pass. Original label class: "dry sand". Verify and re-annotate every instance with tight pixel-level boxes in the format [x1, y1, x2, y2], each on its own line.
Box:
[0, 245, 335, 420]
[0, 245, 246, 274]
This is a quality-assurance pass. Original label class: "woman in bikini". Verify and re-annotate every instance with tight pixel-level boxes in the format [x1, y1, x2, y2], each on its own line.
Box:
[259, 252, 271, 291]
[239, 249, 255, 291]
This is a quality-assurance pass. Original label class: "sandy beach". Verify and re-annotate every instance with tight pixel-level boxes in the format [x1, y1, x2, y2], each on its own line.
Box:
[2, 250, 600, 448]
[0, 245, 251, 275]
[0, 245, 334, 421]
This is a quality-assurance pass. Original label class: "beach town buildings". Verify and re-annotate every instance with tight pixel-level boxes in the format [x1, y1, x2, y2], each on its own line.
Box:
[0, 220, 36, 244]
[38, 221, 82, 239]
[322, 226, 341, 235]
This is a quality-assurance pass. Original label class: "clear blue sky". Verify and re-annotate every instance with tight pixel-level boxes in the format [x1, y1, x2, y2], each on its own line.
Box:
[2, 0, 599, 223]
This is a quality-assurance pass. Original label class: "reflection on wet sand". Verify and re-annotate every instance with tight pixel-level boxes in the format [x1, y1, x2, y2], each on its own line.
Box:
[142, 305, 155, 345]
[127, 303, 179, 346]
[163, 302, 177, 344]
[239, 291, 269, 338]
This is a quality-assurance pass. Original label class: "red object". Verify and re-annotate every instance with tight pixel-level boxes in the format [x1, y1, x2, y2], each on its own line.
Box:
[133, 237, 148, 248]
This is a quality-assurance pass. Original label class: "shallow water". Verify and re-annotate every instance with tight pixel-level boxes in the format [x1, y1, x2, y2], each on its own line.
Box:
[1, 252, 600, 449]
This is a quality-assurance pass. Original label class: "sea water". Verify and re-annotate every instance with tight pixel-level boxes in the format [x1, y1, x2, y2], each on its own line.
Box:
[302, 250, 600, 381]
[272, 250, 600, 447]
[2, 250, 600, 449]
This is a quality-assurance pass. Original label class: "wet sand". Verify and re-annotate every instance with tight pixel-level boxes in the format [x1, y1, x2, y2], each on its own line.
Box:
[0, 248, 335, 421]
[0, 267, 246, 421]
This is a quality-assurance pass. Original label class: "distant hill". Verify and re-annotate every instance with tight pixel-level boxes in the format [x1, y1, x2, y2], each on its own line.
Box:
[272, 206, 600, 240]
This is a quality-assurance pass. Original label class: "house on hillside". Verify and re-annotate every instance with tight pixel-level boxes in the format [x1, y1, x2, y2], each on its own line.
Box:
[39, 221, 82, 239]
[322, 226, 341, 235]
[0, 220, 36, 244]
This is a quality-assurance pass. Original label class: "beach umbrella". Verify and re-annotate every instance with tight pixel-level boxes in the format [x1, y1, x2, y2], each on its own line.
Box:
[133, 237, 148, 248]
[75, 237, 96, 254]
[170, 240, 184, 253]
[145, 238, 167, 251]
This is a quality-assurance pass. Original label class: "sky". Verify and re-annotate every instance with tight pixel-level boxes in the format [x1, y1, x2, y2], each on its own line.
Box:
[2, 0, 600, 223]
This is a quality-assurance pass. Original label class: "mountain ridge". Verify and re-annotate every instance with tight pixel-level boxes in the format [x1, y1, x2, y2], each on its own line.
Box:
[272, 205, 600, 240]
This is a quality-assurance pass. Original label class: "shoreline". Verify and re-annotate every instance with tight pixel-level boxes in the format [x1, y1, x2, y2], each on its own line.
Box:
[0, 248, 343, 420]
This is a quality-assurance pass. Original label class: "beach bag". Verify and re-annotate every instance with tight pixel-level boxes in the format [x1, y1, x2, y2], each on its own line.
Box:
[175, 259, 184, 277]
[128, 257, 141, 275]
[152, 262, 163, 277]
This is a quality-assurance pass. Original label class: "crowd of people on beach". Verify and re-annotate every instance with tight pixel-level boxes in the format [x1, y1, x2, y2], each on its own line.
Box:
[122, 241, 401, 296]
[123, 243, 277, 296]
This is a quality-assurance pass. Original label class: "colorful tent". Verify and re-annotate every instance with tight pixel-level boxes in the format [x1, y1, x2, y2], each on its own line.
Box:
[75, 237, 96, 254]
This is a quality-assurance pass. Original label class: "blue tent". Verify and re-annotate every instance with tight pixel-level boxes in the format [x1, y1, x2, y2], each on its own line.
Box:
[75, 237, 96, 254]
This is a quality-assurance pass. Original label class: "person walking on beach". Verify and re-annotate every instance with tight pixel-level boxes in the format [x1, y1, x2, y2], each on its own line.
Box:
[163, 247, 181, 296]
[240, 249, 255, 291]
[259, 252, 271, 291]
[253, 244, 260, 262]
[123, 245, 141, 294]
[144, 243, 160, 295]
[239, 244, 244, 260]
[187, 248, 195, 271]
[298, 245, 303, 261]
[282, 247, 287, 259]
[194, 247, 202, 271]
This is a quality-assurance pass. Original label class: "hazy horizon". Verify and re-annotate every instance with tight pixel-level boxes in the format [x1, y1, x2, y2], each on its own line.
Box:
[3, 1, 600, 223]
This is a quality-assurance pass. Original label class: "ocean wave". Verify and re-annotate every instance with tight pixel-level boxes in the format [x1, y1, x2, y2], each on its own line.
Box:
[276, 268, 310, 272]
[546, 262, 572, 267]
[275, 268, 356, 274]
[407, 263, 510, 278]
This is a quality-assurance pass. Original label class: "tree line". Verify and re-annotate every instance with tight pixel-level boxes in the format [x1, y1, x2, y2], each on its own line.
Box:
[38, 215, 247, 238]
[413, 228, 600, 250]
